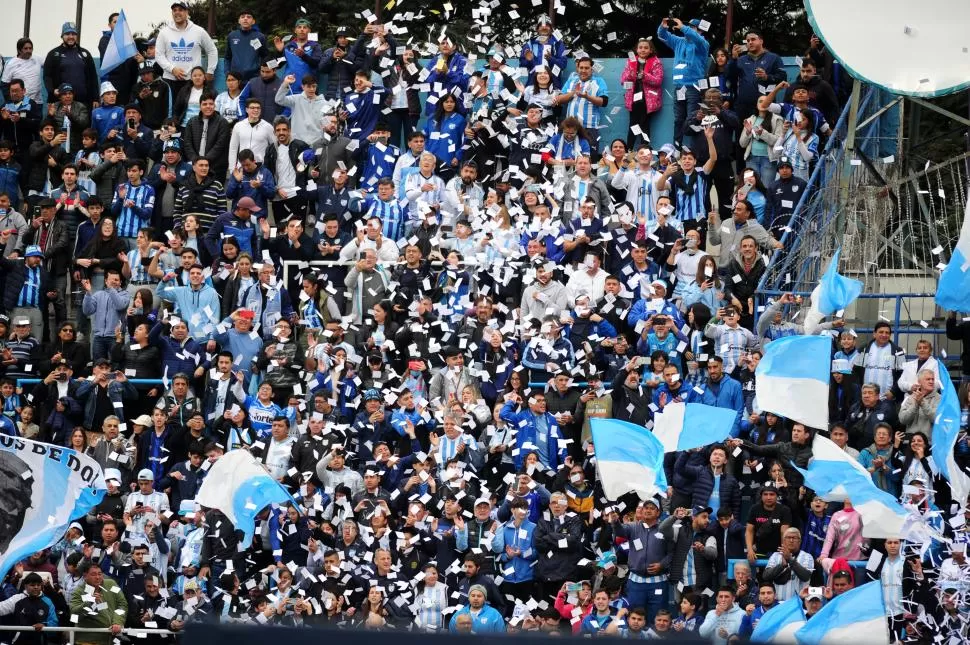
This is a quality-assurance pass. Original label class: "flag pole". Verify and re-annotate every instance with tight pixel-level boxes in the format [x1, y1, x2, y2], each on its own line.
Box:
[75, 0, 84, 40]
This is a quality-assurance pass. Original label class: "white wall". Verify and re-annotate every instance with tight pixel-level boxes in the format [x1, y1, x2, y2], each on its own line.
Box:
[3, 0, 172, 61]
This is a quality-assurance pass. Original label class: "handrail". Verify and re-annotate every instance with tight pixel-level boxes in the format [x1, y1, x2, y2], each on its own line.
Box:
[728, 558, 867, 579]
[17, 378, 164, 389]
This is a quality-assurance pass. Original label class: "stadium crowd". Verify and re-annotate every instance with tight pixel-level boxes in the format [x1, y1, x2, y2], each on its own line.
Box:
[0, 2, 968, 643]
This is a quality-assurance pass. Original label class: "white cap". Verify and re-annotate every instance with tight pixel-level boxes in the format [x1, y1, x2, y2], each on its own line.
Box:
[99, 81, 118, 95]
[104, 468, 122, 483]
[474, 496, 491, 507]
[137, 468, 154, 481]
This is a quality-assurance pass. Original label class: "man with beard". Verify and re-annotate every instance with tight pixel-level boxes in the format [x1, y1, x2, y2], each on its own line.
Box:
[43, 23, 99, 108]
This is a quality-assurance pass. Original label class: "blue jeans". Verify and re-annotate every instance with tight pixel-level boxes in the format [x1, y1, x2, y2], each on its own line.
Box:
[625, 579, 668, 624]
[746, 155, 777, 185]
[673, 86, 701, 145]
[91, 335, 115, 362]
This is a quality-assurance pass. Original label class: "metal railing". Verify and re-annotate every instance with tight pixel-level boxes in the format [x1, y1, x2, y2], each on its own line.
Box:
[728, 558, 867, 579]
[0, 625, 176, 645]
[16, 378, 165, 389]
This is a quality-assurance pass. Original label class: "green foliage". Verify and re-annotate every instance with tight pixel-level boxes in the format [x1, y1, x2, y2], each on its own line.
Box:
[183, 0, 814, 57]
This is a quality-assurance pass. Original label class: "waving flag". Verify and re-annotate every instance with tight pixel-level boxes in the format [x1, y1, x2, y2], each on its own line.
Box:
[794, 582, 890, 645]
[794, 438, 911, 539]
[755, 335, 831, 429]
[590, 418, 667, 501]
[196, 449, 299, 548]
[936, 196, 970, 312]
[100, 10, 138, 75]
[798, 434, 871, 501]
[932, 367, 970, 509]
[651, 401, 738, 453]
[0, 437, 107, 581]
[816, 248, 863, 315]
[751, 595, 806, 644]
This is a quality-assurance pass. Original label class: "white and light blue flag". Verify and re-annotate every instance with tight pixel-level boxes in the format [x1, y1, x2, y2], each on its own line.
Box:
[196, 449, 300, 548]
[795, 436, 913, 539]
[935, 195, 970, 312]
[651, 401, 737, 452]
[590, 418, 667, 501]
[755, 335, 831, 429]
[794, 582, 890, 645]
[815, 248, 863, 315]
[100, 10, 138, 76]
[932, 366, 970, 509]
[0, 437, 107, 581]
[751, 595, 806, 644]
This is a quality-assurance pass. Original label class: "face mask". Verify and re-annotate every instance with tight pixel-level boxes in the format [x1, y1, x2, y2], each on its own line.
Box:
[685, 238, 698, 250]
[570, 473, 583, 484]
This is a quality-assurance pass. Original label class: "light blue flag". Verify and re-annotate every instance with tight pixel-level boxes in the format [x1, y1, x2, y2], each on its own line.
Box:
[936, 196, 970, 312]
[100, 10, 138, 75]
[0, 437, 107, 581]
[750, 595, 806, 643]
[794, 452, 909, 539]
[196, 449, 301, 548]
[590, 418, 667, 501]
[794, 582, 889, 645]
[932, 366, 970, 507]
[755, 335, 831, 429]
[652, 402, 738, 452]
[816, 248, 863, 315]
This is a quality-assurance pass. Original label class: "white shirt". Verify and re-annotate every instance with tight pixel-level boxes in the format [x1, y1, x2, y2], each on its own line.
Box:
[275, 143, 298, 198]
[2, 56, 43, 102]
[228, 118, 276, 166]
[897, 356, 941, 393]
[566, 267, 608, 302]
[671, 250, 708, 295]
[265, 436, 295, 480]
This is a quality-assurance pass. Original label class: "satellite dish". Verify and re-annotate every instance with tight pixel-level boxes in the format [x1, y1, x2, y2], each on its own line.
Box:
[805, 0, 970, 97]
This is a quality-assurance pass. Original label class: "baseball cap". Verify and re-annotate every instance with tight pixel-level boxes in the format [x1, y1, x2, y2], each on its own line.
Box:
[171, 1, 190, 8]
[806, 588, 824, 601]
[235, 196, 262, 212]
[295, 18, 311, 27]
[474, 496, 491, 507]
[57, 83, 74, 94]
[761, 481, 779, 494]
[692, 505, 713, 516]
[61, 22, 79, 35]
[335, 26, 349, 36]
[25, 245, 44, 258]
[132, 414, 153, 427]
[178, 499, 200, 516]
[777, 157, 794, 169]
[93, 357, 113, 368]
[104, 468, 122, 484]
[139, 61, 156, 75]
[137, 468, 154, 481]
[162, 139, 182, 153]
[638, 497, 660, 509]
[237, 309, 255, 320]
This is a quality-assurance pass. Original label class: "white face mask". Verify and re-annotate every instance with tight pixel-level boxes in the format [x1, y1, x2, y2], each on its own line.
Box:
[569, 473, 582, 484]
[513, 508, 529, 519]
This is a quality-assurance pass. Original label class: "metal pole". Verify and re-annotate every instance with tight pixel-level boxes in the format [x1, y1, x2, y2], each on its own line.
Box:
[835, 79, 862, 241]
[208, 0, 216, 38]
[375, 0, 382, 22]
[548, 0, 556, 27]
[724, 0, 734, 48]
[24, 0, 32, 37]
[75, 0, 84, 39]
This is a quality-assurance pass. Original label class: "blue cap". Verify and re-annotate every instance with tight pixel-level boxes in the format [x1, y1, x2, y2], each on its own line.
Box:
[363, 388, 381, 402]
[25, 245, 43, 258]
[162, 138, 182, 152]
[61, 22, 79, 35]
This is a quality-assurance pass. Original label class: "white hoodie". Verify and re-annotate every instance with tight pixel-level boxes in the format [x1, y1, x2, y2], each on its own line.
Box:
[155, 19, 218, 81]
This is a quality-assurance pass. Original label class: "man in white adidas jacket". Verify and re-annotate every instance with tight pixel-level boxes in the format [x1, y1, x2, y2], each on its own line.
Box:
[156, 1, 218, 96]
